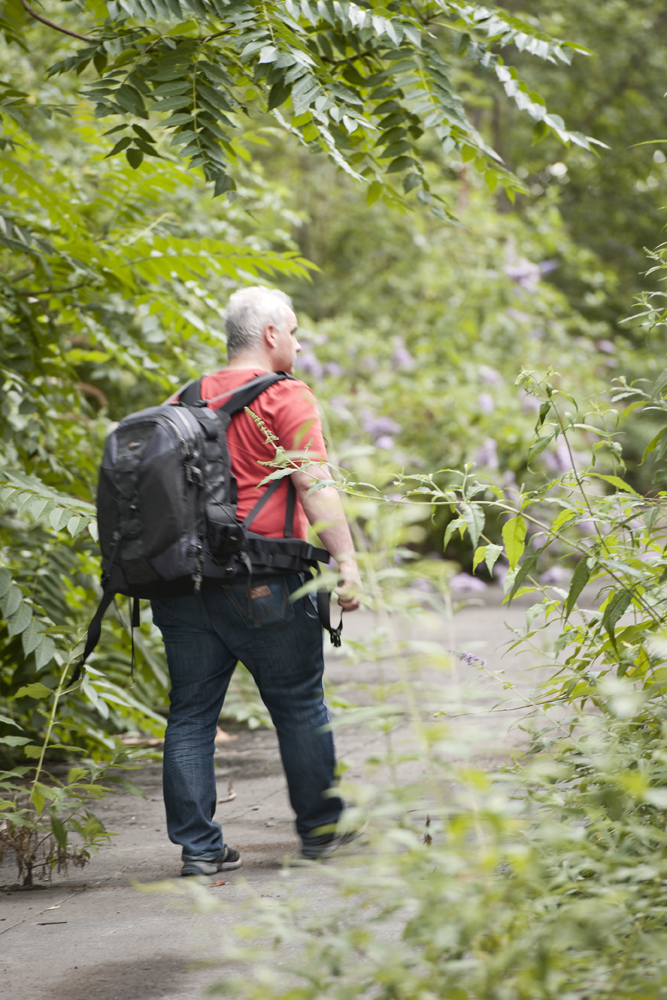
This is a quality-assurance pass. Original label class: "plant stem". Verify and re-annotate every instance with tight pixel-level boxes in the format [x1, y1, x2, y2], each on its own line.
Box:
[29, 652, 74, 809]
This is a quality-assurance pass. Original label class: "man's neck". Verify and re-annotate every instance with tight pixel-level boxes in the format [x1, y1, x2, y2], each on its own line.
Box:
[226, 353, 272, 372]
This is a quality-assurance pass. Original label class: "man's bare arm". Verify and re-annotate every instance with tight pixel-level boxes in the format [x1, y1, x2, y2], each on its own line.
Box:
[291, 468, 361, 612]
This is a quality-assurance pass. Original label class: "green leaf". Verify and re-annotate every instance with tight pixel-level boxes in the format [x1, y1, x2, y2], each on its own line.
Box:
[586, 473, 639, 495]
[386, 156, 414, 173]
[126, 148, 144, 169]
[641, 428, 666, 465]
[51, 814, 68, 847]
[49, 508, 68, 532]
[22, 745, 44, 759]
[507, 553, 538, 602]
[7, 601, 32, 638]
[536, 400, 551, 427]
[443, 516, 466, 550]
[502, 515, 527, 569]
[13, 682, 53, 700]
[31, 787, 45, 814]
[460, 503, 485, 549]
[653, 367, 667, 395]
[2, 583, 22, 618]
[367, 181, 383, 206]
[472, 546, 486, 573]
[116, 776, 145, 797]
[551, 508, 577, 533]
[484, 543, 504, 576]
[0, 714, 23, 730]
[602, 589, 633, 641]
[0, 568, 12, 598]
[0, 735, 32, 746]
[565, 558, 591, 617]
[268, 80, 291, 110]
[527, 432, 555, 463]
[66, 515, 81, 536]
[105, 137, 132, 158]
[132, 124, 156, 143]
[22, 617, 43, 656]
[114, 84, 146, 117]
[34, 635, 56, 670]
[526, 603, 542, 628]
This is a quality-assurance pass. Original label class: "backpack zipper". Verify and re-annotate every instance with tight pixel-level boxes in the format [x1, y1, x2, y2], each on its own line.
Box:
[163, 411, 205, 590]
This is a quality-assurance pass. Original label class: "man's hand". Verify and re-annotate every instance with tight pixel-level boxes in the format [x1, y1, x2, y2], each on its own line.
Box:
[291, 469, 362, 611]
[335, 559, 362, 612]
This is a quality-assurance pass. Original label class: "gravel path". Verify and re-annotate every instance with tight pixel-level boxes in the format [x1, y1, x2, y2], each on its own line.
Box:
[0, 587, 544, 1000]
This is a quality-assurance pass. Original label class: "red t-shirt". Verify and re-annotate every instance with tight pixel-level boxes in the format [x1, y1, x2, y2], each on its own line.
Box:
[200, 369, 328, 540]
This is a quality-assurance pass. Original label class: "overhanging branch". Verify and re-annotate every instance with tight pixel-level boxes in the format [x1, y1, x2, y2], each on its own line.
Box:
[20, 0, 93, 43]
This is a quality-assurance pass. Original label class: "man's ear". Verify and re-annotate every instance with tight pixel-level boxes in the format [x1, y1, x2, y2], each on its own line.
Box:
[263, 322, 277, 349]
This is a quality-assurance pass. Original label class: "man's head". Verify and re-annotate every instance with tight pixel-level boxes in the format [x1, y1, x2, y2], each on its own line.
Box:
[225, 286, 300, 374]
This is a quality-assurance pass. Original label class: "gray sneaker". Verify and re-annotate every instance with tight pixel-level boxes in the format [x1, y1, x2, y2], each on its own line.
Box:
[181, 846, 242, 877]
[301, 830, 359, 861]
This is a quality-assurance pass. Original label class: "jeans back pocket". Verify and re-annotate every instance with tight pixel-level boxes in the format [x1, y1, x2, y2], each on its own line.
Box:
[228, 577, 296, 629]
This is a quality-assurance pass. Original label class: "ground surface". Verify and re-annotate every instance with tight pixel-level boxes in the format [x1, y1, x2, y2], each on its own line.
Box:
[1, 587, 546, 1000]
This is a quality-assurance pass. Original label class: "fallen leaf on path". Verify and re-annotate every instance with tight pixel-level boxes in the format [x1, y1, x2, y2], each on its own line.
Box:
[218, 778, 236, 803]
[211, 881, 229, 887]
[215, 727, 237, 744]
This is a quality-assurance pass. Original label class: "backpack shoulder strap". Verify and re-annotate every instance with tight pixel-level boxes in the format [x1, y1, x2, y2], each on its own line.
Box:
[177, 378, 203, 406]
[219, 371, 295, 416]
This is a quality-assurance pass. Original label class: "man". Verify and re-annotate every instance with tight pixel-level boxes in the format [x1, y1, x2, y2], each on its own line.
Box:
[151, 286, 362, 875]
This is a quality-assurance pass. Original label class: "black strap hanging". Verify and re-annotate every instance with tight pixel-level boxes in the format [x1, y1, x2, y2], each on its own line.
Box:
[71, 588, 115, 685]
[129, 597, 140, 679]
[316, 588, 343, 647]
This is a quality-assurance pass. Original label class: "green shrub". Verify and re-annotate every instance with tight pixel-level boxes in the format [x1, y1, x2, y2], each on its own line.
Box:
[203, 372, 667, 999]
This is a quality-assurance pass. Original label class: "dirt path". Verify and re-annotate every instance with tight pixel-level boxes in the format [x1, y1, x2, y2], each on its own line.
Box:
[0, 588, 543, 1000]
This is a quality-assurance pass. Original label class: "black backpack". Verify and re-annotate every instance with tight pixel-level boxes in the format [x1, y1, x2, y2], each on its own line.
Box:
[77, 372, 341, 680]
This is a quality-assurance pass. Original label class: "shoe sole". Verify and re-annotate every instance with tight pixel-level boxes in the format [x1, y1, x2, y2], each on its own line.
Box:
[181, 858, 242, 877]
[300, 830, 362, 861]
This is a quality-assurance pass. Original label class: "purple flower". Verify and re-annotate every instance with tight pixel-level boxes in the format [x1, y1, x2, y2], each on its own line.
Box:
[391, 338, 414, 370]
[330, 395, 349, 410]
[478, 365, 502, 385]
[478, 392, 494, 415]
[324, 362, 343, 377]
[504, 258, 541, 293]
[297, 350, 323, 379]
[412, 578, 432, 593]
[362, 410, 401, 437]
[596, 339, 615, 354]
[375, 435, 394, 450]
[447, 648, 487, 666]
[450, 572, 488, 593]
[543, 439, 586, 475]
[473, 437, 498, 470]
[539, 259, 558, 274]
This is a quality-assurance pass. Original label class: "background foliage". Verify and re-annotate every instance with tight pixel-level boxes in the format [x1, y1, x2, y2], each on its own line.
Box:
[1, 0, 667, 923]
[199, 377, 667, 999]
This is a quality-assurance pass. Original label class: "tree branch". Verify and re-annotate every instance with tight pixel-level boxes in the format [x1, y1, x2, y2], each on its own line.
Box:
[20, 0, 93, 43]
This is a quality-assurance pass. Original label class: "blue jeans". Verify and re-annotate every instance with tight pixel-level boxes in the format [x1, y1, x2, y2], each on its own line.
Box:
[151, 574, 343, 860]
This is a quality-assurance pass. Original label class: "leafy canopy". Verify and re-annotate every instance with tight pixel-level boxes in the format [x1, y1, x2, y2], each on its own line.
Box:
[2, 0, 604, 214]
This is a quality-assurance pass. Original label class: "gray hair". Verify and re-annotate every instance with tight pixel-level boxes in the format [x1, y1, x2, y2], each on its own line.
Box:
[225, 286, 294, 358]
